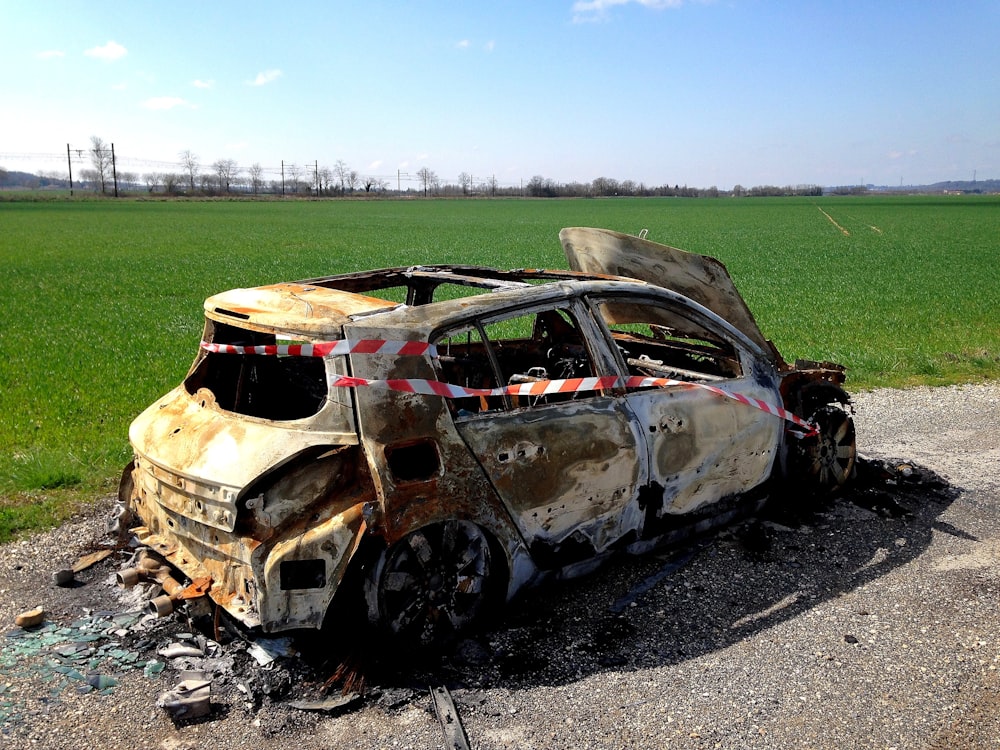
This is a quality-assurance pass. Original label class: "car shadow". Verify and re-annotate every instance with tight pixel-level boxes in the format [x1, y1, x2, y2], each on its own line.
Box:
[348, 456, 960, 696]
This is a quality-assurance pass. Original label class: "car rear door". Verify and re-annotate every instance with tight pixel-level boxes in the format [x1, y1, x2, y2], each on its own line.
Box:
[435, 302, 648, 561]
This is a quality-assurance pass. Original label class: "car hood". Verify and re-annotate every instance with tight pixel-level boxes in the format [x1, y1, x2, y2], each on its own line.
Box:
[559, 227, 774, 355]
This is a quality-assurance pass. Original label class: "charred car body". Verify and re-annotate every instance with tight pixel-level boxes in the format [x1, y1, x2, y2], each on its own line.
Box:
[118, 227, 856, 647]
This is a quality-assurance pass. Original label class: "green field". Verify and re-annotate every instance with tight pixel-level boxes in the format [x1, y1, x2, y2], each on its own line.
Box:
[1, 195, 998, 540]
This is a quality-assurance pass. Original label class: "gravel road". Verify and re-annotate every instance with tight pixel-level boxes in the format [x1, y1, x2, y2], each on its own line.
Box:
[2, 382, 998, 750]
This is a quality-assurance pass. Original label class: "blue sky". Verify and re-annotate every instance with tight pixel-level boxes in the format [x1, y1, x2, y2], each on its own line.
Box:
[3, 0, 998, 189]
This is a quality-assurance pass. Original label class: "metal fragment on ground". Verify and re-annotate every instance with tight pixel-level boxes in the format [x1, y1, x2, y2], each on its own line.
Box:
[247, 636, 295, 666]
[430, 685, 471, 750]
[288, 693, 363, 713]
[158, 643, 205, 659]
[157, 678, 212, 720]
[610, 545, 702, 614]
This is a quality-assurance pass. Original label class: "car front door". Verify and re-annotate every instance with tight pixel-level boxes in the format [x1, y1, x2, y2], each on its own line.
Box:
[588, 295, 782, 526]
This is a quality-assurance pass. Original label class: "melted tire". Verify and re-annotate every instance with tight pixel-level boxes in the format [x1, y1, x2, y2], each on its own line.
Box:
[796, 403, 857, 491]
[368, 520, 495, 650]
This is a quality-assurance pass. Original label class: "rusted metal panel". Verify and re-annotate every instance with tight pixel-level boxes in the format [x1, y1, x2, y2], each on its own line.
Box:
[625, 382, 780, 516]
[455, 397, 646, 554]
[205, 282, 400, 336]
[128, 390, 358, 530]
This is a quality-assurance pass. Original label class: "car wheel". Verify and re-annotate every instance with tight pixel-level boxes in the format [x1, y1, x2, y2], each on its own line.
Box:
[369, 520, 496, 648]
[799, 403, 857, 489]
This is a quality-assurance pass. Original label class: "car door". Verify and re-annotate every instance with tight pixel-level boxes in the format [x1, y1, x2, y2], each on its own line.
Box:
[434, 302, 648, 563]
[588, 294, 781, 525]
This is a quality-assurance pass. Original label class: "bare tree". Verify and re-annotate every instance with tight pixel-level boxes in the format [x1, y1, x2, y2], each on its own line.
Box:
[117, 171, 138, 193]
[458, 172, 473, 195]
[286, 163, 301, 193]
[143, 173, 160, 193]
[162, 173, 182, 195]
[248, 163, 264, 195]
[333, 160, 350, 194]
[89, 136, 112, 194]
[179, 150, 199, 192]
[213, 159, 239, 193]
[79, 168, 99, 191]
[416, 167, 438, 196]
[318, 166, 333, 195]
[591, 176, 620, 196]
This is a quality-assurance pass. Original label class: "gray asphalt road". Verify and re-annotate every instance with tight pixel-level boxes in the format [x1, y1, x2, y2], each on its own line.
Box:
[2, 383, 998, 749]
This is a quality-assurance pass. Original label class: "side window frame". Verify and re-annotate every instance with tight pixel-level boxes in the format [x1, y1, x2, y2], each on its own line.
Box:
[583, 293, 747, 386]
[433, 301, 603, 417]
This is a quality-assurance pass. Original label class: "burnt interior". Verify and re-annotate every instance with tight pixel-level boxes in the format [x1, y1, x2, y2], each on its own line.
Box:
[593, 298, 743, 382]
[435, 308, 597, 415]
[185, 321, 327, 420]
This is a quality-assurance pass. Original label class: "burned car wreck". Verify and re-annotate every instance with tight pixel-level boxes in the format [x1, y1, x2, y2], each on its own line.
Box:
[118, 227, 856, 648]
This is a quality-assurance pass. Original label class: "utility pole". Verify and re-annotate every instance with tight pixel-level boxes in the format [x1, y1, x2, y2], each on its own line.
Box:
[66, 143, 74, 196]
[314, 160, 319, 195]
[281, 160, 285, 195]
[111, 143, 119, 197]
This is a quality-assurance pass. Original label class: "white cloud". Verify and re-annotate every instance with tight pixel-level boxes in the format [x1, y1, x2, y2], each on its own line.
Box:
[192, 79, 214, 89]
[143, 96, 194, 110]
[456, 39, 470, 49]
[484, 40, 496, 52]
[84, 40, 128, 61]
[572, 0, 684, 22]
[368, 160, 384, 170]
[249, 69, 282, 86]
[36, 50, 65, 60]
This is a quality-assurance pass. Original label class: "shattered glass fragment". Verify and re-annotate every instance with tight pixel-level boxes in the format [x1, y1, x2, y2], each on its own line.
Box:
[143, 660, 165, 678]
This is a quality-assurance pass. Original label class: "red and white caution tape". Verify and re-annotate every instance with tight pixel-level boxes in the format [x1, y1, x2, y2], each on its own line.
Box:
[200, 338, 815, 434]
[201, 339, 436, 357]
[330, 374, 817, 435]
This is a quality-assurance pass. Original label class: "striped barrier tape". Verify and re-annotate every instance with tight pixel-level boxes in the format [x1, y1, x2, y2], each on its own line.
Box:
[201, 339, 437, 357]
[200, 338, 816, 435]
[330, 373, 818, 436]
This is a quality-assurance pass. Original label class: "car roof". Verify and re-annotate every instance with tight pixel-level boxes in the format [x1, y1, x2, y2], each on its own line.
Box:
[205, 266, 644, 338]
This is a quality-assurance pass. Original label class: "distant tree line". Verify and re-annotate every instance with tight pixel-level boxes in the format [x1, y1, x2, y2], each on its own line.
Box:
[0, 136, 850, 199]
[525, 176, 824, 198]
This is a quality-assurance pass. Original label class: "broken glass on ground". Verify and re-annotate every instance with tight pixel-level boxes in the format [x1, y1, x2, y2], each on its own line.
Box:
[1, 608, 166, 729]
